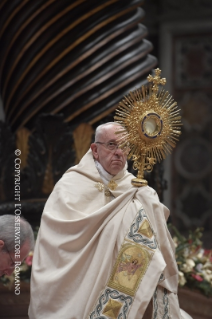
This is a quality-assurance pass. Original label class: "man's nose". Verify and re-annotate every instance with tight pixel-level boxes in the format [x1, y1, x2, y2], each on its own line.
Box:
[114, 147, 123, 155]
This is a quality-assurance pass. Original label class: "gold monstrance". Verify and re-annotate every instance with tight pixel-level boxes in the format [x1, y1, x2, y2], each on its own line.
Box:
[114, 68, 182, 187]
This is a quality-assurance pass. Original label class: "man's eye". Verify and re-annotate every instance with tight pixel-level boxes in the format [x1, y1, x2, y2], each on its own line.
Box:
[108, 142, 115, 146]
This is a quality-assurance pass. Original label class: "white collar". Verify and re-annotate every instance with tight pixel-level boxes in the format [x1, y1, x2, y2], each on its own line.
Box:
[94, 160, 127, 185]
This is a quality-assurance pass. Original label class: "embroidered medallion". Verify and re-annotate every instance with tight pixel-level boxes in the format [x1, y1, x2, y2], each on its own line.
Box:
[108, 180, 118, 190]
[108, 243, 152, 296]
[95, 183, 112, 197]
[104, 188, 111, 197]
[95, 182, 112, 197]
[102, 298, 122, 318]
[95, 182, 104, 192]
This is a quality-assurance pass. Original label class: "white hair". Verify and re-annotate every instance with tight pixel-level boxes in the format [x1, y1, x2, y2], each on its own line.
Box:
[0, 215, 34, 252]
[95, 122, 122, 142]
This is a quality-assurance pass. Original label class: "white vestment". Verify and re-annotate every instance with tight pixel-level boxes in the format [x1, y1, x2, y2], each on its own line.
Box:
[29, 149, 192, 319]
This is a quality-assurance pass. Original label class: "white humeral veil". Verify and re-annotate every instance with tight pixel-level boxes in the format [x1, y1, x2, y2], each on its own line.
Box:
[29, 149, 192, 319]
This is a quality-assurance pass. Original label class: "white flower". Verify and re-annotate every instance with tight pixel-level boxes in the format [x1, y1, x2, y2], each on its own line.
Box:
[181, 259, 195, 273]
[202, 261, 212, 271]
[178, 271, 186, 286]
[202, 269, 212, 284]
[196, 263, 203, 272]
[183, 248, 190, 258]
[196, 248, 204, 259]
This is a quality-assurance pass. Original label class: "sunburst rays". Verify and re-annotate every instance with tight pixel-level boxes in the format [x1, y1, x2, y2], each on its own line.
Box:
[114, 68, 182, 186]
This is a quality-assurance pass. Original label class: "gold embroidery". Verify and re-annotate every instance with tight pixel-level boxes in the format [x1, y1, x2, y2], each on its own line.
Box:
[104, 188, 111, 197]
[138, 219, 153, 238]
[102, 299, 122, 318]
[95, 182, 104, 192]
[108, 243, 153, 297]
[88, 208, 157, 318]
[108, 180, 118, 190]
[95, 183, 112, 197]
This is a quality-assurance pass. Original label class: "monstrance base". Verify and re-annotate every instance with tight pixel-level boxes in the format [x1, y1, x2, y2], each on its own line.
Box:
[131, 178, 148, 187]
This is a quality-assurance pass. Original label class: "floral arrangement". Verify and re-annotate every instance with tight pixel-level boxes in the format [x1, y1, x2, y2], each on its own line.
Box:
[1, 226, 212, 298]
[169, 224, 212, 297]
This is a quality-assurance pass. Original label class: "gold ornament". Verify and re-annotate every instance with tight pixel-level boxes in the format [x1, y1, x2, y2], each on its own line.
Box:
[95, 182, 112, 197]
[102, 298, 122, 318]
[108, 180, 118, 190]
[95, 182, 104, 192]
[114, 68, 182, 187]
[104, 188, 111, 197]
[138, 220, 153, 239]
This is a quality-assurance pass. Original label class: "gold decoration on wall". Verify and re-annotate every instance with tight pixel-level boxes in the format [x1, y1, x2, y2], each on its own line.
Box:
[114, 68, 182, 187]
[16, 127, 31, 169]
[73, 123, 94, 163]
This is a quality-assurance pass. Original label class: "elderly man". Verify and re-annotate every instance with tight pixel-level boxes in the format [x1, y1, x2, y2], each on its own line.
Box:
[0, 215, 34, 277]
[29, 122, 191, 319]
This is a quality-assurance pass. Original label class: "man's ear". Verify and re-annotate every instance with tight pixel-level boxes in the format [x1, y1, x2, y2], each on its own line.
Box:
[90, 143, 99, 160]
[0, 240, 5, 251]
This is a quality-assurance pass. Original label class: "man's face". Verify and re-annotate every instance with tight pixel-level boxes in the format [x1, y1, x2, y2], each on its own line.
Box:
[0, 240, 30, 277]
[91, 124, 128, 175]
